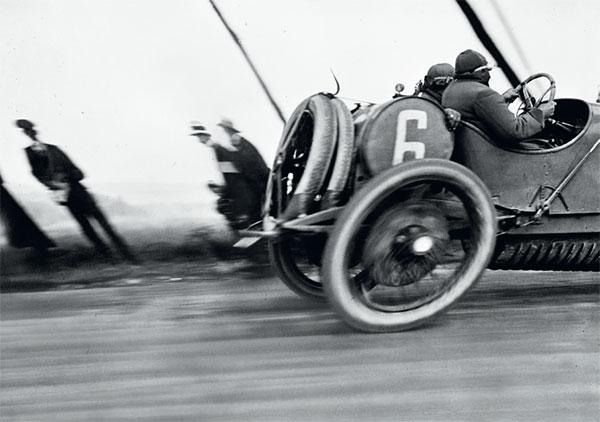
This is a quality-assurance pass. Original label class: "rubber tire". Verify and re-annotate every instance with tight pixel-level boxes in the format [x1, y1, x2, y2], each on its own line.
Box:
[264, 98, 311, 219]
[281, 94, 337, 220]
[266, 94, 338, 300]
[268, 236, 326, 302]
[322, 159, 497, 332]
[322, 98, 355, 207]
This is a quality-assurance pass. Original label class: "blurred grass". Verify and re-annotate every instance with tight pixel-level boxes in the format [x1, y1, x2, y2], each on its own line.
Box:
[0, 223, 272, 292]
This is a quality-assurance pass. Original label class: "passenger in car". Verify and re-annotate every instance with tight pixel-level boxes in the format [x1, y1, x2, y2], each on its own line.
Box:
[415, 63, 455, 105]
[442, 49, 555, 145]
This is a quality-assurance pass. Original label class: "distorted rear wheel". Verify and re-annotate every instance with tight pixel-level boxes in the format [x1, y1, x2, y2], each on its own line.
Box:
[322, 159, 497, 332]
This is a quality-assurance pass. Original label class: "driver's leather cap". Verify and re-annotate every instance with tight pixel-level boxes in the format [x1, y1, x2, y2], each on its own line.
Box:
[455, 49, 488, 75]
[425, 63, 455, 87]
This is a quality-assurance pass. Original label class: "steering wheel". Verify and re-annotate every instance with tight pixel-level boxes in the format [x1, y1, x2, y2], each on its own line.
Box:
[514, 72, 556, 114]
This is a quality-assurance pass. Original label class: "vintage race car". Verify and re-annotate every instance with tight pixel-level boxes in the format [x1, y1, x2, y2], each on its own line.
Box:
[245, 72, 599, 332]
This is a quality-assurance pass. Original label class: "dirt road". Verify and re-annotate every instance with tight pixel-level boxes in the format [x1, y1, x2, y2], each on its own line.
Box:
[1, 269, 598, 421]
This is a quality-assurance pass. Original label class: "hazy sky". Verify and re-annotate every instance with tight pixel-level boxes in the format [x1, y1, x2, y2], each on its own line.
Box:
[1, 0, 598, 203]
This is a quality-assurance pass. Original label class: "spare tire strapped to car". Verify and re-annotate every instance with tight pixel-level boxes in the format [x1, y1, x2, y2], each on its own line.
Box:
[322, 98, 355, 208]
[273, 93, 345, 220]
[264, 98, 310, 218]
[264, 94, 356, 302]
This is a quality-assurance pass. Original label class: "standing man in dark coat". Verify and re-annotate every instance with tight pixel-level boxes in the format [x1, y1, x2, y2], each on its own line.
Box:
[217, 118, 269, 194]
[442, 49, 555, 145]
[190, 121, 268, 230]
[15, 119, 136, 261]
[415, 63, 455, 105]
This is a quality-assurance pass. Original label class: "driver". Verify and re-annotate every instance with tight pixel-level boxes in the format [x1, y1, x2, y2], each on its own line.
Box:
[442, 49, 555, 145]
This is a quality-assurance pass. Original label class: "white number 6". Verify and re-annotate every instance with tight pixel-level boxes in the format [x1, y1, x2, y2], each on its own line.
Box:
[393, 110, 427, 164]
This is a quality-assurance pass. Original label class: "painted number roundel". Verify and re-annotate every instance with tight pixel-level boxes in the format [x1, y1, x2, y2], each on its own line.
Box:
[361, 97, 454, 175]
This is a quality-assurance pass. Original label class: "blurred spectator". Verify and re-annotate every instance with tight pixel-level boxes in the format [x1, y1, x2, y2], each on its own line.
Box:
[0, 170, 55, 257]
[15, 119, 136, 262]
[217, 118, 270, 193]
[190, 120, 269, 230]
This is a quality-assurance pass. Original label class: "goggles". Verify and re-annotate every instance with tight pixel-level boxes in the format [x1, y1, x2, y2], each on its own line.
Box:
[431, 76, 454, 84]
[472, 64, 498, 72]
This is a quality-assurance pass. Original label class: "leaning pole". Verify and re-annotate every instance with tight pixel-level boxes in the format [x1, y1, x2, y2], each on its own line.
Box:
[455, 0, 521, 87]
[208, 0, 287, 124]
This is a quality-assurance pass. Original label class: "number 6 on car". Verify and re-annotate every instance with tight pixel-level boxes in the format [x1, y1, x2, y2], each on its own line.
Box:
[393, 109, 427, 164]
[361, 97, 454, 176]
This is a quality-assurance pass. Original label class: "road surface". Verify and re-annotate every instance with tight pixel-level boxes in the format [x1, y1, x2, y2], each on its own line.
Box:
[1, 268, 598, 421]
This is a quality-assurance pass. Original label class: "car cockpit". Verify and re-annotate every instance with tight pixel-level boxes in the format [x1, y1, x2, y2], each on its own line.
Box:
[523, 98, 590, 150]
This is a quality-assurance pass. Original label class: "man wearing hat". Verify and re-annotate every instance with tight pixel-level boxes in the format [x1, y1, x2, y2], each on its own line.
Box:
[190, 122, 215, 147]
[189, 122, 236, 223]
[416, 63, 455, 105]
[442, 49, 555, 144]
[15, 119, 136, 262]
[190, 121, 268, 230]
[217, 118, 269, 191]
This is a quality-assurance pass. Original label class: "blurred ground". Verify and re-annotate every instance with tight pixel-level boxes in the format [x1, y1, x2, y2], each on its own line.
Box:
[0, 226, 598, 421]
[0, 223, 271, 293]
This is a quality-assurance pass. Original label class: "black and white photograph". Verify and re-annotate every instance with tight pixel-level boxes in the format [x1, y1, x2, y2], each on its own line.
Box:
[1, 0, 598, 420]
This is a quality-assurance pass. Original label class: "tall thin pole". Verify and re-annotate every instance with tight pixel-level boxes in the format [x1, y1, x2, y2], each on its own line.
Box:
[208, 0, 286, 124]
[455, 0, 521, 87]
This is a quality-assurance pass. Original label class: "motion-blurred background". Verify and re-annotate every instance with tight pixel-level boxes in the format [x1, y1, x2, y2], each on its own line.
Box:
[1, 0, 598, 240]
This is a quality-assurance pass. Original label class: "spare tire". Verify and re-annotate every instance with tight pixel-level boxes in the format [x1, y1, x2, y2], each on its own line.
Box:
[265, 94, 351, 302]
[270, 94, 337, 220]
[322, 98, 355, 207]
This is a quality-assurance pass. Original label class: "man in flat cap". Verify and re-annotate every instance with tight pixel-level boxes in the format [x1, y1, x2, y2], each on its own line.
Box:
[442, 49, 555, 145]
[416, 63, 455, 105]
[15, 119, 136, 262]
[191, 121, 268, 230]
